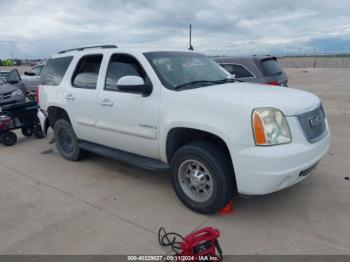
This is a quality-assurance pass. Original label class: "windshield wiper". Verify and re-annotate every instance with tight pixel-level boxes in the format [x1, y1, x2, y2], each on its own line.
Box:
[216, 78, 238, 83]
[174, 80, 222, 90]
[174, 78, 240, 90]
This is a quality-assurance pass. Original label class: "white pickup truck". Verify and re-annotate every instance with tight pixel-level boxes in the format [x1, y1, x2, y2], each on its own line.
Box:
[37, 45, 330, 214]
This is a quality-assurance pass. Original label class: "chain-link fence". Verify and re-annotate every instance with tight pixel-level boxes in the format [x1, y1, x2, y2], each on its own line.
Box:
[278, 56, 350, 68]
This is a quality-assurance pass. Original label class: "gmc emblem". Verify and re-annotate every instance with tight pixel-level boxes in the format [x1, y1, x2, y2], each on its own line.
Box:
[309, 115, 323, 128]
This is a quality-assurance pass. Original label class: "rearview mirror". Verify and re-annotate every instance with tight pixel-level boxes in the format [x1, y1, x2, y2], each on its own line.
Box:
[117, 76, 152, 96]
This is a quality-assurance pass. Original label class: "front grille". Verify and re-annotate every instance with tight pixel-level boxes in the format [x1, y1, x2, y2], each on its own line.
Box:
[297, 105, 327, 143]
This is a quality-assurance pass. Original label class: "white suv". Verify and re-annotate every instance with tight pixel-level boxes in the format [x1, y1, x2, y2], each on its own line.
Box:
[37, 45, 330, 214]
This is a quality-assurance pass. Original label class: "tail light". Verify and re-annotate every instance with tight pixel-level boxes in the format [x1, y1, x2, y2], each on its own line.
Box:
[35, 85, 39, 103]
[266, 81, 279, 86]
[35, 81, 45, 104]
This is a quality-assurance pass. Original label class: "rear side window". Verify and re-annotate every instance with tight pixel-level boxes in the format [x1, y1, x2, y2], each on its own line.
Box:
[72, 55, 103, 89]
[221, 64, 254, 78]
[260, 59, 283, 76]
[40, 56, 73, 86]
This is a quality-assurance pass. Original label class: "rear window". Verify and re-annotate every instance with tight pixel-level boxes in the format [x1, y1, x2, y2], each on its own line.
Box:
[260, 59, 283, 76]
[40, 56, 73, 86]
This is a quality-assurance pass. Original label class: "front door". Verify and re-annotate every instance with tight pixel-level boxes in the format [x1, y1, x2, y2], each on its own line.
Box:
[96, 53, 160, 159]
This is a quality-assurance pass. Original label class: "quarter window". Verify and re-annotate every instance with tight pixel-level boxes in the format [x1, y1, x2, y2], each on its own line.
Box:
[221, 64, 254, 78]
[72, 55, 103, 89]
[40, 56, 73, 86]
[105, 54, 148, 92]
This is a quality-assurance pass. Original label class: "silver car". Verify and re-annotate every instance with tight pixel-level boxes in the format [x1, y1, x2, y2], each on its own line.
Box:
[22, 64, 45, 93]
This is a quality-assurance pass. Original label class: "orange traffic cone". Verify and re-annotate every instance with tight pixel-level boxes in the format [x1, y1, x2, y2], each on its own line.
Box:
[218, 201, 234, 215]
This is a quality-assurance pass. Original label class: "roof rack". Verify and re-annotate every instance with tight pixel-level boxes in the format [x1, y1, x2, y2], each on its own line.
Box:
[58, 45, 117, 54]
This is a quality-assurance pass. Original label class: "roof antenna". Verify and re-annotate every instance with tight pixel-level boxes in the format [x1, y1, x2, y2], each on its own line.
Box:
[188, 24, 194, 51]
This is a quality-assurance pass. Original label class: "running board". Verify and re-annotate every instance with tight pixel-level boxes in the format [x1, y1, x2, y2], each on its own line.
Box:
[80, 141, 169, 172]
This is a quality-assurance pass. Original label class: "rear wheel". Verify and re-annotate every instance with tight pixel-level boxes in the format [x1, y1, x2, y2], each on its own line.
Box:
[1, 131, 17, 147]
[54, 119, 85, 161]
[170, 141, 234, 214]
[21, 126, 34, 137]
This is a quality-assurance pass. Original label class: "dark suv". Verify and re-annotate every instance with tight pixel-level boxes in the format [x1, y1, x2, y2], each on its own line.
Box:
[0, 69, 27, 107]
[215, 56, 288, 87]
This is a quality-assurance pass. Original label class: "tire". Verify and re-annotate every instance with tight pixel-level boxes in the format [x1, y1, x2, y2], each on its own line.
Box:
[1, 131, 17, 147]
[54, 119, 85, 161]
[21, 126, 34, 137]
[170, 141, 235, 214]
[34, 126, 44, 139]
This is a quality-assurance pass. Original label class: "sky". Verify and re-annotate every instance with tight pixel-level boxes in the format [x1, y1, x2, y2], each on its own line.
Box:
[1, 0, 350, 59]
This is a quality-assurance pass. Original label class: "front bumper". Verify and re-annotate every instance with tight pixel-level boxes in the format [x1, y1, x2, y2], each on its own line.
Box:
[231, 117, 331, 195]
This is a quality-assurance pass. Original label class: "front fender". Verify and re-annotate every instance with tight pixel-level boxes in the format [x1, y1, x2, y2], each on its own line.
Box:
[159, 121, 233, 163]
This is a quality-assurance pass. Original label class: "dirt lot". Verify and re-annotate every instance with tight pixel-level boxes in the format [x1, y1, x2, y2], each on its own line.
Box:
[0, 68, 349, 255]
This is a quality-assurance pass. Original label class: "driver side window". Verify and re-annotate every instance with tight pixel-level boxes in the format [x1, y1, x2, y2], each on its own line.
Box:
[105, 54, 148, 92]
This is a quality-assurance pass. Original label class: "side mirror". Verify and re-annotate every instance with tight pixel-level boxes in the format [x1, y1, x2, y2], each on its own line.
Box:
[24, 72, 29, 76]
[117, 76, 152, 96]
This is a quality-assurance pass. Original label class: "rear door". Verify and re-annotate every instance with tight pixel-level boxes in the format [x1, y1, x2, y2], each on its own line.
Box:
[220, 63, 255, 81]
[62, 54, 103, 142]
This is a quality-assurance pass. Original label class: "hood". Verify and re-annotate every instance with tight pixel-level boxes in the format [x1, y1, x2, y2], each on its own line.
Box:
[184, 82, 320, 116]
[0, 83, 18, 94]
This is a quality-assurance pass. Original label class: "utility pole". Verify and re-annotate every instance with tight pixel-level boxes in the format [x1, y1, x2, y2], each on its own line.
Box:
[188, 24, 194, 51]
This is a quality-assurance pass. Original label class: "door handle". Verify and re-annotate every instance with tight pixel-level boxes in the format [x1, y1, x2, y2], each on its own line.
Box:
[100, 99, 114, 106]
[64, 94, 76, 101]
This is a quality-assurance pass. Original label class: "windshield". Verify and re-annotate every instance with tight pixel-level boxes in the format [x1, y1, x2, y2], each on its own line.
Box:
[144, 51, 230, 90]
[0, 77, 5, 85]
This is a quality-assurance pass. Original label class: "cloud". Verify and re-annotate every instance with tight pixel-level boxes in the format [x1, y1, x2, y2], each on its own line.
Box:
[0, 0, 350, 58]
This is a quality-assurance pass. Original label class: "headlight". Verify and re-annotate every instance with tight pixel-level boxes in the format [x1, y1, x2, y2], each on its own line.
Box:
[11, 89, 23, 97]
[252, 108, 291, 146]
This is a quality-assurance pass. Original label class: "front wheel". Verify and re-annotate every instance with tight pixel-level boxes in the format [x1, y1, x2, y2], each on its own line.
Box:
[54, 119, 86, 161]
[170, 141, 235, 214]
